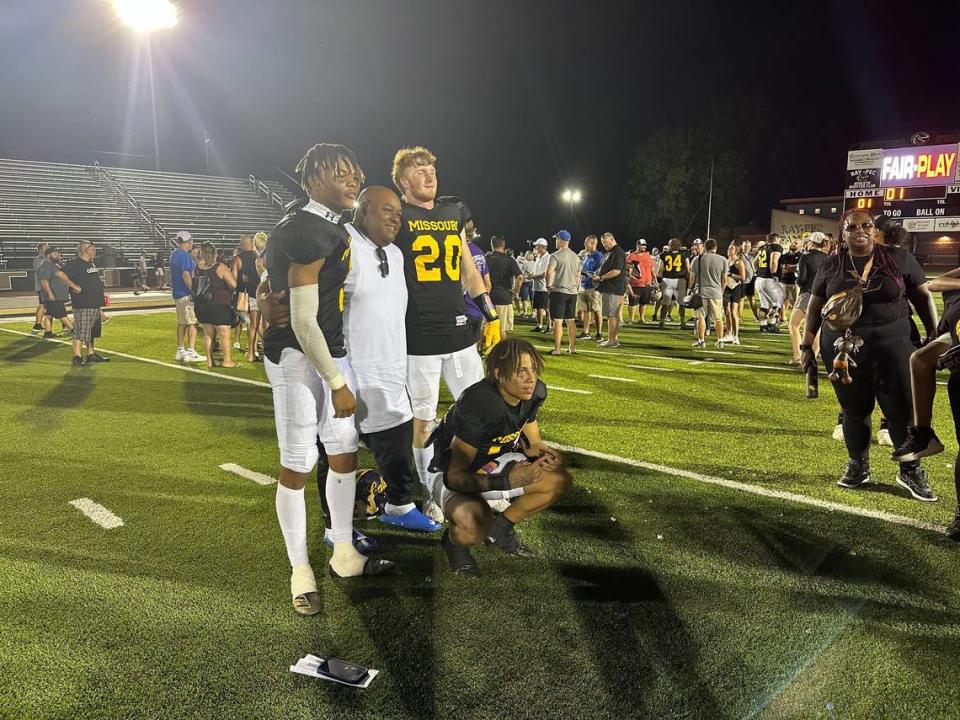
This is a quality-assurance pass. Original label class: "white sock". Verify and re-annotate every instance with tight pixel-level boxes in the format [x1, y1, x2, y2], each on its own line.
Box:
[385, 502, 416, 515]
[275, 485, 308, 567]
[413, 445, 435, 496]
[326, 469, 356, 543]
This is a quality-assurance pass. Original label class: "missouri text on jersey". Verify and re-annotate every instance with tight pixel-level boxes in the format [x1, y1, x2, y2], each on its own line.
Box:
[407, 219, 461, 232]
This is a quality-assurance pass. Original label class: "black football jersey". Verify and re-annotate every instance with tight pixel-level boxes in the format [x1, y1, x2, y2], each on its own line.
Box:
[755, 243, 783, 279]
[661, 249, 689, 279]
[263, 200, 352, 364]
[396, 198, 473, 355]
[429, 378, 547, 481]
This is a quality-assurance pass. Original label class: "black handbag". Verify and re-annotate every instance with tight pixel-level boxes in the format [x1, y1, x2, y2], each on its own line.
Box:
[683, 254, 703, 309]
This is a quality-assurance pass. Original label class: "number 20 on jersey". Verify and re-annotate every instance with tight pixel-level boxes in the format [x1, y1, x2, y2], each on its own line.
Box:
[413, 234, 461, 282]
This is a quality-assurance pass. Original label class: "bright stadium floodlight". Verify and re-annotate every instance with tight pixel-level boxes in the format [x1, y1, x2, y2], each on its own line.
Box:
[561, 188, 582, 222]
[113, 0, 178, 33]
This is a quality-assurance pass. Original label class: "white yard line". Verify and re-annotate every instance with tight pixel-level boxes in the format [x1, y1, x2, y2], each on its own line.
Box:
[0, 327, 270, 388]
[625, 364, 674, 372]
[69, 498, 125, 529]
[4, 326, 947, 534]
[588, 374, 637, 383]
[547, 443, 947, 534]
[219, 463, 277, 486]
[551, 386, 594, 395]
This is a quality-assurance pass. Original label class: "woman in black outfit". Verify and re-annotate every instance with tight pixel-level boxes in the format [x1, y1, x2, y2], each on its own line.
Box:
[800, 209, 938, 500]
[195, 242, 241, 368]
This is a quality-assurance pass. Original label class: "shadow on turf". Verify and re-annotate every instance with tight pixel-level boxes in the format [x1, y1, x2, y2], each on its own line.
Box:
[181, 370, 273, 430]
[551, 487, 723, 717]
[324, 552, 438, 719]
[17, 368, 96, 429]
[1, 336, 63, 363]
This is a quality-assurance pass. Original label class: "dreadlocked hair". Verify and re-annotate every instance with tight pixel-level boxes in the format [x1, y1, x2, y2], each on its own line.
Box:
[834, 207, 903, 289]
[295, 143, 364, 192]
[485, 338, 544, 384]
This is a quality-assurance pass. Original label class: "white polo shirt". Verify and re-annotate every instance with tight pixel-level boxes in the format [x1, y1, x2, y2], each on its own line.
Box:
[343, 223, 412, 434]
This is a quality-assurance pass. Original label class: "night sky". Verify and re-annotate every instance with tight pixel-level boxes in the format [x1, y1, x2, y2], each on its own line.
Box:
[2, 0, 959, 248]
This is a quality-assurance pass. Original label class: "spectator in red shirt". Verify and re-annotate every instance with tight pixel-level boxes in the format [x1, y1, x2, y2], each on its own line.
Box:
[626, 239, 656, 324]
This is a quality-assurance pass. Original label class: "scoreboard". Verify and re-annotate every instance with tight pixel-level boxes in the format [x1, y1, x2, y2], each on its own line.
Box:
[843, 141, 960, 235]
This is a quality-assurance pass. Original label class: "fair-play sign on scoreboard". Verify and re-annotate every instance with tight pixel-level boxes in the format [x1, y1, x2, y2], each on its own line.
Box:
[844, 142, 960, 233]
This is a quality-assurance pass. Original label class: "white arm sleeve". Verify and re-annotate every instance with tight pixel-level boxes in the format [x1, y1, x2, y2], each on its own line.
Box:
[289, 284, 346, 391]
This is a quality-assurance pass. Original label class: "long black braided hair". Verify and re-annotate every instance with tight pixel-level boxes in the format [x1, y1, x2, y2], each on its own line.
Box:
[834, 207, 904, 290]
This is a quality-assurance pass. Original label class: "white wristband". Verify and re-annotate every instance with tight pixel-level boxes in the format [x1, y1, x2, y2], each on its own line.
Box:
[289, 284, 346, 390]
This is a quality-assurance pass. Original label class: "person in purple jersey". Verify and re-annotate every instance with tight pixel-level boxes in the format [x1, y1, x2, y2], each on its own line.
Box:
[463, 217, 493, 348]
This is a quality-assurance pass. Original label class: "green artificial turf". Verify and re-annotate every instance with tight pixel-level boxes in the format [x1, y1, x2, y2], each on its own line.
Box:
[2, 311, 960, 719]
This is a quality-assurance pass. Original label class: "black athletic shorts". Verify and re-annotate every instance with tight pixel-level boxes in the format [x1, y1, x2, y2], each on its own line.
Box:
[723, 285, 743, 303]
[43, 300, 68, 319]
[533, 291, 550, 311]
[744, 278, 756, 297]
[628, 286, 654, 306]
[548, 291, 577, 320]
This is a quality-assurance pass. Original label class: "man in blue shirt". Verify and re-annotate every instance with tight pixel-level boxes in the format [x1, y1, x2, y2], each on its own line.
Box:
[170, 230, 202, 363]
[576, 234, 604, 341]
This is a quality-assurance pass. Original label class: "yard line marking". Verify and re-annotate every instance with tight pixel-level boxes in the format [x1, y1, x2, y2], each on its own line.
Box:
[700, 349, 736, 355]
[589, 374, 636, 383]
[69, 498, 124, 529]
[552, 386, 593, 395]
[219, 463, 276, 486]
[0, 327, 270, 388]
[547, 443, 947, 535]
[688, 360, 707, 366]
[625, 364, 674, 372]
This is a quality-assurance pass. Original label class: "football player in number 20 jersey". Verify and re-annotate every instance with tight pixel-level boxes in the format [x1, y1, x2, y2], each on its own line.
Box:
[264, 143, 393, 617]
[391, 146, 502, 524]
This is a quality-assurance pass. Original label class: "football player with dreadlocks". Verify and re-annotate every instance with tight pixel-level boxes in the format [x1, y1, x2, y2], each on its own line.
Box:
[263, 143, 393, 617]
[428, 339, 572, 576]
[391, 146, 501, 524]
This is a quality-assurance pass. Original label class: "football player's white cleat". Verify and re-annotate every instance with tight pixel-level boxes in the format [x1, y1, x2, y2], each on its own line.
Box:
[423, 497, 445, 524]
[290, 563, 321, 617]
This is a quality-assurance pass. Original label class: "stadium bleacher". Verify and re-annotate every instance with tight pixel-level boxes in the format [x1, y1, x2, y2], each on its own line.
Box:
[0, 158, 297, 269]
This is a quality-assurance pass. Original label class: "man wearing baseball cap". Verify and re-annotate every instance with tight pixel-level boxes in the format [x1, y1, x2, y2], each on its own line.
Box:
[626, 239, 655, 324]
[545, 230, 580, 355]
[170, 231, 202, 363]
[529, 238, 551, 333]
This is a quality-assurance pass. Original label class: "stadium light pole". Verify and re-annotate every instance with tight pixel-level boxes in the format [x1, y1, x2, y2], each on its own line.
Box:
[113, 0, 178, 171]
[561, 189, 582, 224]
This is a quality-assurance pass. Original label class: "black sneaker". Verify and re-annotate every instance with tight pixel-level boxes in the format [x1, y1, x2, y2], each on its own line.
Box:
[71, 355, 85, 367]
[946, 511, 960, 541]
[442, 529, 480, 577]
[593, 334, 603, 341]
[576, 332, 591, 340]
[891, 426, 945, 463]
[85, 353, 111, 363]
[31, 323, 42, 333]
[837, 458, 870, 489]
[42, 331, 56, 339]
[486, 514, 536, 557]
[896, 465, 938, 502]
[767, 324, 782, 333]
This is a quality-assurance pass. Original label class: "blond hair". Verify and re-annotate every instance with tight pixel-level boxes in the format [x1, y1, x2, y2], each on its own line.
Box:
[253, 231, 268, 252]
[391, 146, 437, 192]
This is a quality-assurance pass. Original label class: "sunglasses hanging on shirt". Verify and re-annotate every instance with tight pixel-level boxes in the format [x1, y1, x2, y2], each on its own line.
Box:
[376, 247, 389, 278]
